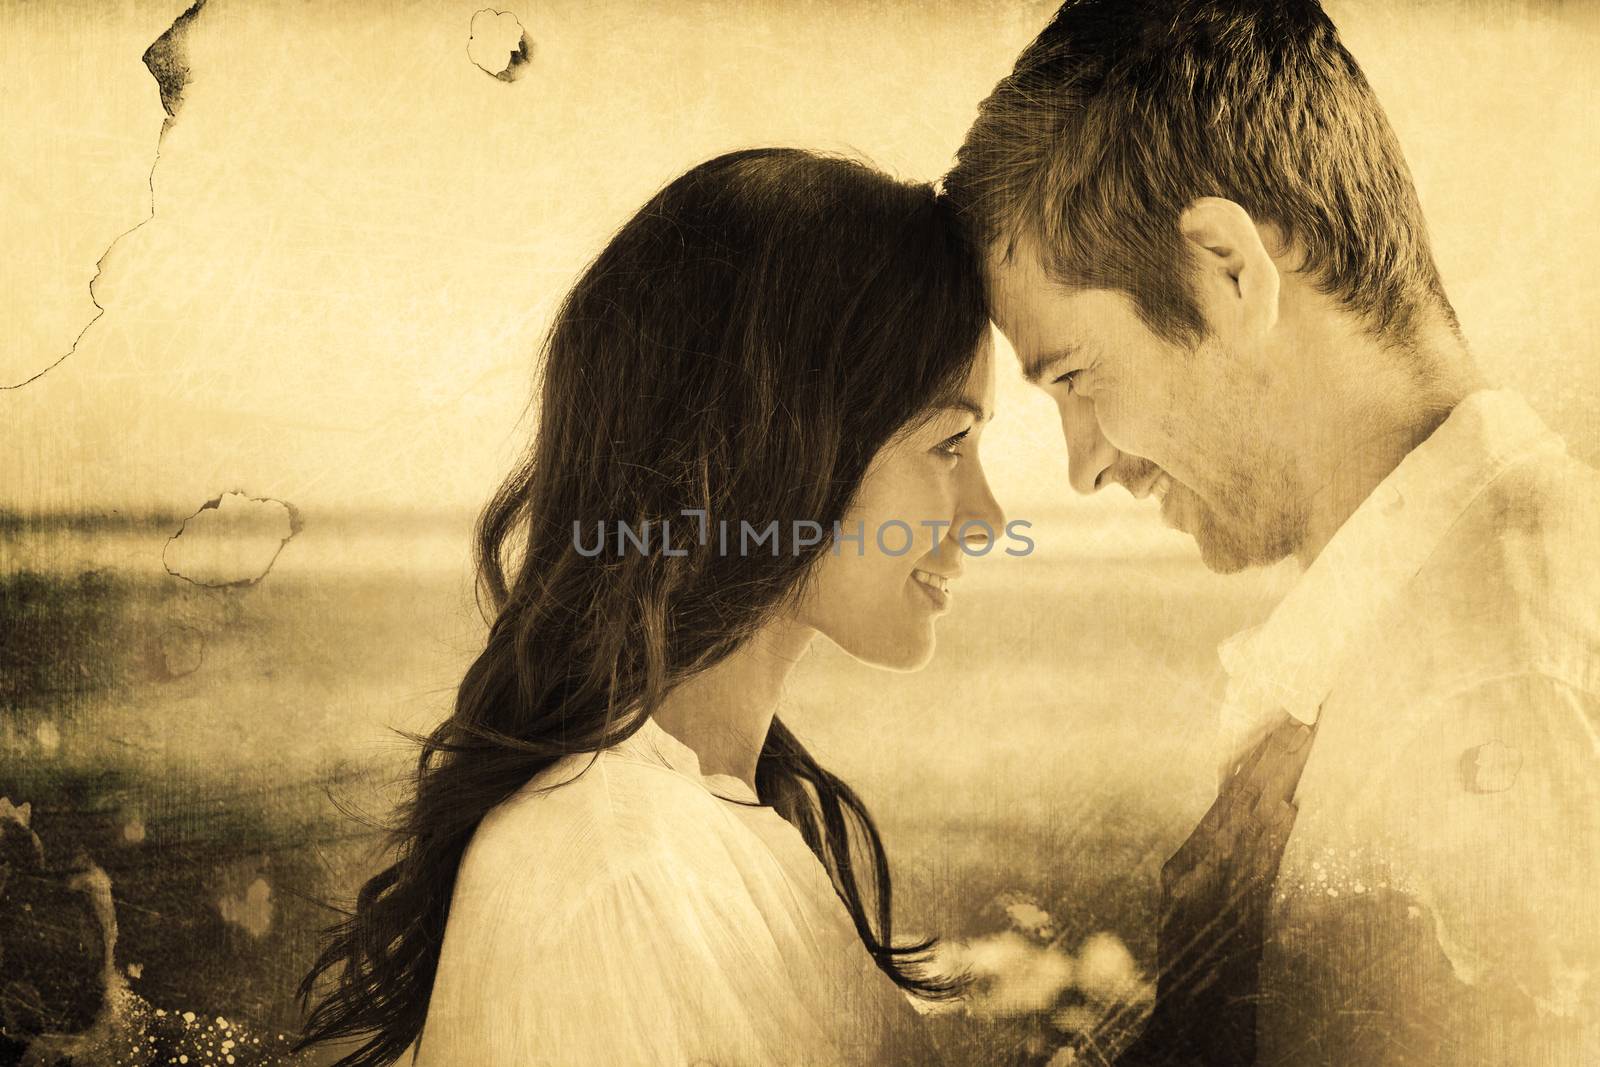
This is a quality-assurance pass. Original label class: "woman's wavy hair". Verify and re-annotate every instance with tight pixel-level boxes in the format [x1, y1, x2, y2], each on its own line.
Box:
[295, 148, 988, 1065]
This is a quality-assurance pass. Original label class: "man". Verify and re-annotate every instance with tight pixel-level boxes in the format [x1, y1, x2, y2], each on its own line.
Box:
[945, 2, 1600, 1064]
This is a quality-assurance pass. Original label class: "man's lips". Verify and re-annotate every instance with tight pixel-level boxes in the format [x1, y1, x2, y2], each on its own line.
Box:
[1128, 468, 1173, 501]
[1123, 466, 1185, 531]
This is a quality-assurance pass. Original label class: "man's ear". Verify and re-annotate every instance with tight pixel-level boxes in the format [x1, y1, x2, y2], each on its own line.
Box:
[1178, 197, 1280, 337]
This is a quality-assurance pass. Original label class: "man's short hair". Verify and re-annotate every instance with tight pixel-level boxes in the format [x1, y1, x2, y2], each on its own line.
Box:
[945, 0, 1457, 347]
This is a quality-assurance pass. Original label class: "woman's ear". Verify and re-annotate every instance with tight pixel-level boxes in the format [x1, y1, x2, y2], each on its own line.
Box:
[1178, 197, 1280, 338]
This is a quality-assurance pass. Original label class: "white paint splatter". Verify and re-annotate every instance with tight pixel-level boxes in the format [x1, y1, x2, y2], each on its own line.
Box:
[35, 719, 61, 753]
[941, 930, 1075, 1018]
[1074, 932, 1151, 1009]
[1003, 900, 1057, 942]
[217, 876, 273, 938]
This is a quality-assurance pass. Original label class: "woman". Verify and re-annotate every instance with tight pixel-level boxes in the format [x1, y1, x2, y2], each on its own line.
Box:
[297, 148, 1004, 1066]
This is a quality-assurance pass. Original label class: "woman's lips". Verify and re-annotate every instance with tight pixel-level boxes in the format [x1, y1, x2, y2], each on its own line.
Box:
[911, 567, 952, 611]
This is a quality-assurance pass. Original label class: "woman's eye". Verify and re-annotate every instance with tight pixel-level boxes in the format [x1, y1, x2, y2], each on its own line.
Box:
[934, 429, 970, 459]
[1052, 369, 1083, 392]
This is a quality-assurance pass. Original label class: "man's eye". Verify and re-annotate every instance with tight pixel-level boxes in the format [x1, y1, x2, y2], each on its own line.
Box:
[935, 429, 969, 458]
[1052, 369, 1083, 392]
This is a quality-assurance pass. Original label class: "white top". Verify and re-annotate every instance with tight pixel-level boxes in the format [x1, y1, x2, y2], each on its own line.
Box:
[412, 717, 929, 1066]
[1215, 389, 1600, 1064]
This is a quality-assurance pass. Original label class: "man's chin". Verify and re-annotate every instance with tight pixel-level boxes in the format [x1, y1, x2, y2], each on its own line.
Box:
[1192, 523, 1290, 575]
[1196, 540, 1257, 575]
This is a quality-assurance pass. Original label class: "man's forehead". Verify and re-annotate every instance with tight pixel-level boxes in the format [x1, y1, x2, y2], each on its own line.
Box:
[983, 232, 1052, 289]
[982, 238, 1063, 357]
[983, 234, 1063, 320]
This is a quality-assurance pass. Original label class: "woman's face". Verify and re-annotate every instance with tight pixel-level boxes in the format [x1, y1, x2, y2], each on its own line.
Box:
[794, 336, 1005, 671]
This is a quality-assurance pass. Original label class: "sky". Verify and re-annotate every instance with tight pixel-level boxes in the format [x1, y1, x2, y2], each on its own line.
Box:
[4, 0, 1598, 521]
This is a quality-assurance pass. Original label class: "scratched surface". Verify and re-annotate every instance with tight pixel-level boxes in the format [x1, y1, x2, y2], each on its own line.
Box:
[3, 2, 1598, 1065]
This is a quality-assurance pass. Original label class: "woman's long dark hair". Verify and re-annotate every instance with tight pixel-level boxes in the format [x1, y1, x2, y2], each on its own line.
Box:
[296, 148, 988, 1065]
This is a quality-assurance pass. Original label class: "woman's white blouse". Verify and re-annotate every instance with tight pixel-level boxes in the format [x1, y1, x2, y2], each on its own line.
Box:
[412, 717, 929, 1066]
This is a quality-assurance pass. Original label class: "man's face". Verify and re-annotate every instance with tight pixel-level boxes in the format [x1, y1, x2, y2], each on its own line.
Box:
[985, 239, 1306, 573]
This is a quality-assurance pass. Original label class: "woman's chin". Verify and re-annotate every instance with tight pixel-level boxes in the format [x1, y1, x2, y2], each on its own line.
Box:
[834, 625, 937, 673]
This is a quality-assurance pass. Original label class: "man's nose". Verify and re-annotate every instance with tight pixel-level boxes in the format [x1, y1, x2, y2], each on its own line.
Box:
[1062, 398, 1119, 495]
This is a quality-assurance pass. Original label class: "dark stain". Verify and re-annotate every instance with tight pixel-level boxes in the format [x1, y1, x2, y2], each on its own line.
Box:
[0, 801, 111, 1043]
[0, 570, 125, 707]
[496, 31, 536, 83]
[0, 762, 373, 1064]
[149, 625, 207, 680]
[141, 0, 208, 122]
[0, 566, 232, 708]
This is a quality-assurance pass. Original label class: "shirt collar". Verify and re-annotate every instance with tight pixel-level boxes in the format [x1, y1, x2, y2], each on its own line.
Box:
[1219, 389, 1565, 726]
[615, 715, 764, 805]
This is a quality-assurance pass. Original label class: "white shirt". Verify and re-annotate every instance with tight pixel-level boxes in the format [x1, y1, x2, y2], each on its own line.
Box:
[1215, 389, 1600, 1065]
[413, 716, 927, 1066]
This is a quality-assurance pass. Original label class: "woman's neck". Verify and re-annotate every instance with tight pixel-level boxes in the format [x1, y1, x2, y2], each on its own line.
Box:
[651, 619, 816, 792]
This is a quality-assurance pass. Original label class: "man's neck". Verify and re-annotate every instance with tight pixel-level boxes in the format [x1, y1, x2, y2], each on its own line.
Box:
[1295, 325, 1482, 566]
[651, 620, 815, 791]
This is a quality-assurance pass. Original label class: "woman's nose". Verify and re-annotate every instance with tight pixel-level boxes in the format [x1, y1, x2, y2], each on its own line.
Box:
[954, 462, 1007, 552]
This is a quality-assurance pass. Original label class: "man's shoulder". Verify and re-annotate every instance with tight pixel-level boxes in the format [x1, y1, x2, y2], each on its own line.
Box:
[1346, 445, 1600, 704]
[1415, 446, 1599, 628]
[1460, 442, 1600, 547]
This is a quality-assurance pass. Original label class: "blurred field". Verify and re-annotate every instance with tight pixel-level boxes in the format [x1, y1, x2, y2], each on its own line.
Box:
[0, 505, 1293, 1064]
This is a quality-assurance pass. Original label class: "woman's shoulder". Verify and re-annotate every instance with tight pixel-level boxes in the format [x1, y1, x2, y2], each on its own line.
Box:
[456, 748, 739, 901]
[424, 746, 922, 1067]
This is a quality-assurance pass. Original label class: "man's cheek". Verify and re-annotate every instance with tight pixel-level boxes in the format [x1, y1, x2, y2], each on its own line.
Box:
[1092, 402, 1144, 459]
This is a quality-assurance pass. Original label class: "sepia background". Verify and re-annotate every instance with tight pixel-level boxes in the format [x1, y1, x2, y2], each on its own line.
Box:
[3, 0, 1598, 1062]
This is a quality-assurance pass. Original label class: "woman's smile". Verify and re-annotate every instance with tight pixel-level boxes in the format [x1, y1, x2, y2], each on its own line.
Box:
[910, 567, 954, 612]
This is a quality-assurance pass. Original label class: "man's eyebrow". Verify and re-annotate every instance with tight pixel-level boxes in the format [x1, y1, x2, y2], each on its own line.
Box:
[1021, 346, 1079, 384]
[944, 397, 993, 424]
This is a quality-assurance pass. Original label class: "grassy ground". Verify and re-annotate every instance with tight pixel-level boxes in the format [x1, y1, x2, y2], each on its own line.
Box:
[1, 511, 1291, 1064]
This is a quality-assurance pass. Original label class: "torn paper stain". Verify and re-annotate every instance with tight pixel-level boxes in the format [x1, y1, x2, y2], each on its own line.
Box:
[468, 8, 533, 81]
[3, 0, 207, 390]
[141, 0, 206, 127]
[162, 492, 300, 588]
[1461, 740, 1522, 793]
[151, 624, 206, 680]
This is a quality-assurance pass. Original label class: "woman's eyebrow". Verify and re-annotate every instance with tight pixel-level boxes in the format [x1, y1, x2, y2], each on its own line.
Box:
[944, 397, 993, 423]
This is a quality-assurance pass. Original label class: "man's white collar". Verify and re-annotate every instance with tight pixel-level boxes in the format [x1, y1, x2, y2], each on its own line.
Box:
[1217, 389, 1563, 731]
